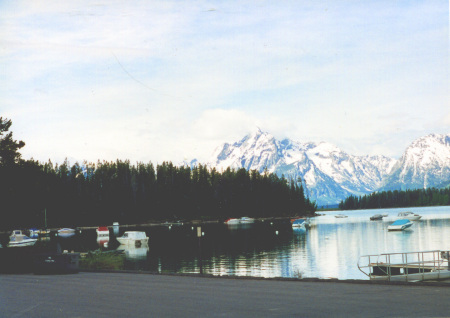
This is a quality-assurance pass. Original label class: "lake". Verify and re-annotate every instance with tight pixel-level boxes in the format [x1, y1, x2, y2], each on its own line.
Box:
[6, 206, 450, 280]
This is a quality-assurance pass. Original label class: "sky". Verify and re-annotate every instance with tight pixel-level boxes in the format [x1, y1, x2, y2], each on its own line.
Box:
[1, 0, 449, 165]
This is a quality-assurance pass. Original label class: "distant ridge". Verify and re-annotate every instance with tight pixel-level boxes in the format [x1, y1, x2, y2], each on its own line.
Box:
[184, 131, 450, 206]
[378, 134, 450, 191]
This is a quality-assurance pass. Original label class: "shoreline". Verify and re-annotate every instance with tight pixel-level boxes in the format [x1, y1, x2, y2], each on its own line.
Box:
[77, 268, 450, 287]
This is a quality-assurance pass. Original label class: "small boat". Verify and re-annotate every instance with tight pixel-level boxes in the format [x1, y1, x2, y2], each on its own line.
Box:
[225, 218, 240, 225]
[370, 214, 384, 221]
[397, 211, 422, 221]
[335, 214, 348, 218]
[112, 222, 119, 235]
[239, 217, 255, 224]
[37, 229, 51, 236]
[291, 218, 310, 228]
[57, 228, 76, 238]
[388, 219, 413, 231]
[116, 231, 149, 246]
[28, 228, 39, 238]
[8, 230, 38, 247]
[96, 226, 110, 237]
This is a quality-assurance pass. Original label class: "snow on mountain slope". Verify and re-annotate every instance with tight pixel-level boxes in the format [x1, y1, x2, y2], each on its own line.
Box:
[206, 129, 397, 205]
[184, 131, 450, 206]
[379, 134, 450, 191]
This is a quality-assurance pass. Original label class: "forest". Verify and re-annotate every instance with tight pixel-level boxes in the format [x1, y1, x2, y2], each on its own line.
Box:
[0, 118, 316, 230]
[339, 187, 450, 210]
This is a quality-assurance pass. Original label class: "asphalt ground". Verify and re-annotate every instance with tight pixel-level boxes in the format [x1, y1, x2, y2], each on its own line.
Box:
[1, 272, 449, 318]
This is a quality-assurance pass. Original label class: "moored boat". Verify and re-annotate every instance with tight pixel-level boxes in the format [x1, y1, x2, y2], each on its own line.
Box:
[397, 211, 422, 221]
[8, 230, 38, 247]
[239, 217, 255, 224]
[116, 231, 149, 246]
[335, 214, 348, 218]
[225, 218, 240, 225]
[388, 219, 413, 231]
[370, 214, 384, 221]
[291, 218, 310, 228]
[37, 229, 51, 236]
[112, 222, 119, 235]
[57, 228, 76, 238]
[96, 226, 110, 237]
[28, 228, 39, 238]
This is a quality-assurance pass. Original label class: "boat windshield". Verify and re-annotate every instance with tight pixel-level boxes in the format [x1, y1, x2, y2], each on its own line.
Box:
[393, 219, 410, 225]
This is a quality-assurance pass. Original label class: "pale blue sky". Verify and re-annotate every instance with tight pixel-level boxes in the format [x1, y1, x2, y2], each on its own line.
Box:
[1, 1, 449, 164]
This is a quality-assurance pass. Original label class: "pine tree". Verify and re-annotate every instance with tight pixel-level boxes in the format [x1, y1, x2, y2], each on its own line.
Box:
[0, 117, 25, 166]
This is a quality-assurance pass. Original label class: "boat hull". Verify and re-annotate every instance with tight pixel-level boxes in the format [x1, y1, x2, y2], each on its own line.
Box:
[8, 239, 37, 247]
[58, 228, 76, 238]
[116, 238, 149, 246]
[388, 223, 413, 231]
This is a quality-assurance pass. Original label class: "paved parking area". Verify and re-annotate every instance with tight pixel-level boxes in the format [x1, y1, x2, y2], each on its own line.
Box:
[1, 272, 449, 317]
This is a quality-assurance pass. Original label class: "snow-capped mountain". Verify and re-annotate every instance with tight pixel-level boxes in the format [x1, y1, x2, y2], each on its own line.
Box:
[183, 130, 450, 206]
[205, 129, 396, 205]
[379, 134, 450, 191]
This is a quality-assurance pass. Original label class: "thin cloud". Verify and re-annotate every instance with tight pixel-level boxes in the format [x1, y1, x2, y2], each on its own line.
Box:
[1, 1, 448, 164]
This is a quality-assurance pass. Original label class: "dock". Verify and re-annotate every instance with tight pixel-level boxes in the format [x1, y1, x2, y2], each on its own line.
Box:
[358, 250, 450, 282]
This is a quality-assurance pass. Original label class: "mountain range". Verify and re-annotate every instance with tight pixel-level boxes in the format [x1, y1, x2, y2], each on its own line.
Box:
[186, 130, 450, 206]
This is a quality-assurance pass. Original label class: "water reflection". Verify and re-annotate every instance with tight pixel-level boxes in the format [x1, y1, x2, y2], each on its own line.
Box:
[117, 245, 149, 260]
[4, 206, 447, 279]
[97, 237, 110, 249]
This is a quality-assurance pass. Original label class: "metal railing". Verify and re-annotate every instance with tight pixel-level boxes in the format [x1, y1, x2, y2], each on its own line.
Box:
[358, 250, 450, 282]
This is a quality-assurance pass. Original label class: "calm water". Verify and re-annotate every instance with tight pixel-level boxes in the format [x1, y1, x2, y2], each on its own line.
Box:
[8, 206, 450, 280]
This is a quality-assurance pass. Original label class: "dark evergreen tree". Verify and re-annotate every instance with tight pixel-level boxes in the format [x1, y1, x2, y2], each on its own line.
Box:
[0, 117, 25, 167]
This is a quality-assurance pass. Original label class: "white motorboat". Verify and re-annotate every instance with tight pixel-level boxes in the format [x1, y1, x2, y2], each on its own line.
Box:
[8, 230, 38, 247]
[397, 211, 422, 221]
[116, 231, 149, 246]
[388, 219, 413, 231]
[291, 218, 310, 228]
[239, 217, 255, 224]
[57, 228, 76, 238]
[225, 218, 240, 225]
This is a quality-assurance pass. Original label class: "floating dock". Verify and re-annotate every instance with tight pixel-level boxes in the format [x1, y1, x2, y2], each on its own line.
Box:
[358, 250, 450, 282]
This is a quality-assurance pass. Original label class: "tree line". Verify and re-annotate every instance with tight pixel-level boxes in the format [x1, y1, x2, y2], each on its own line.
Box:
[0, 118, 316, 229]
[339, 187, 450, 210]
